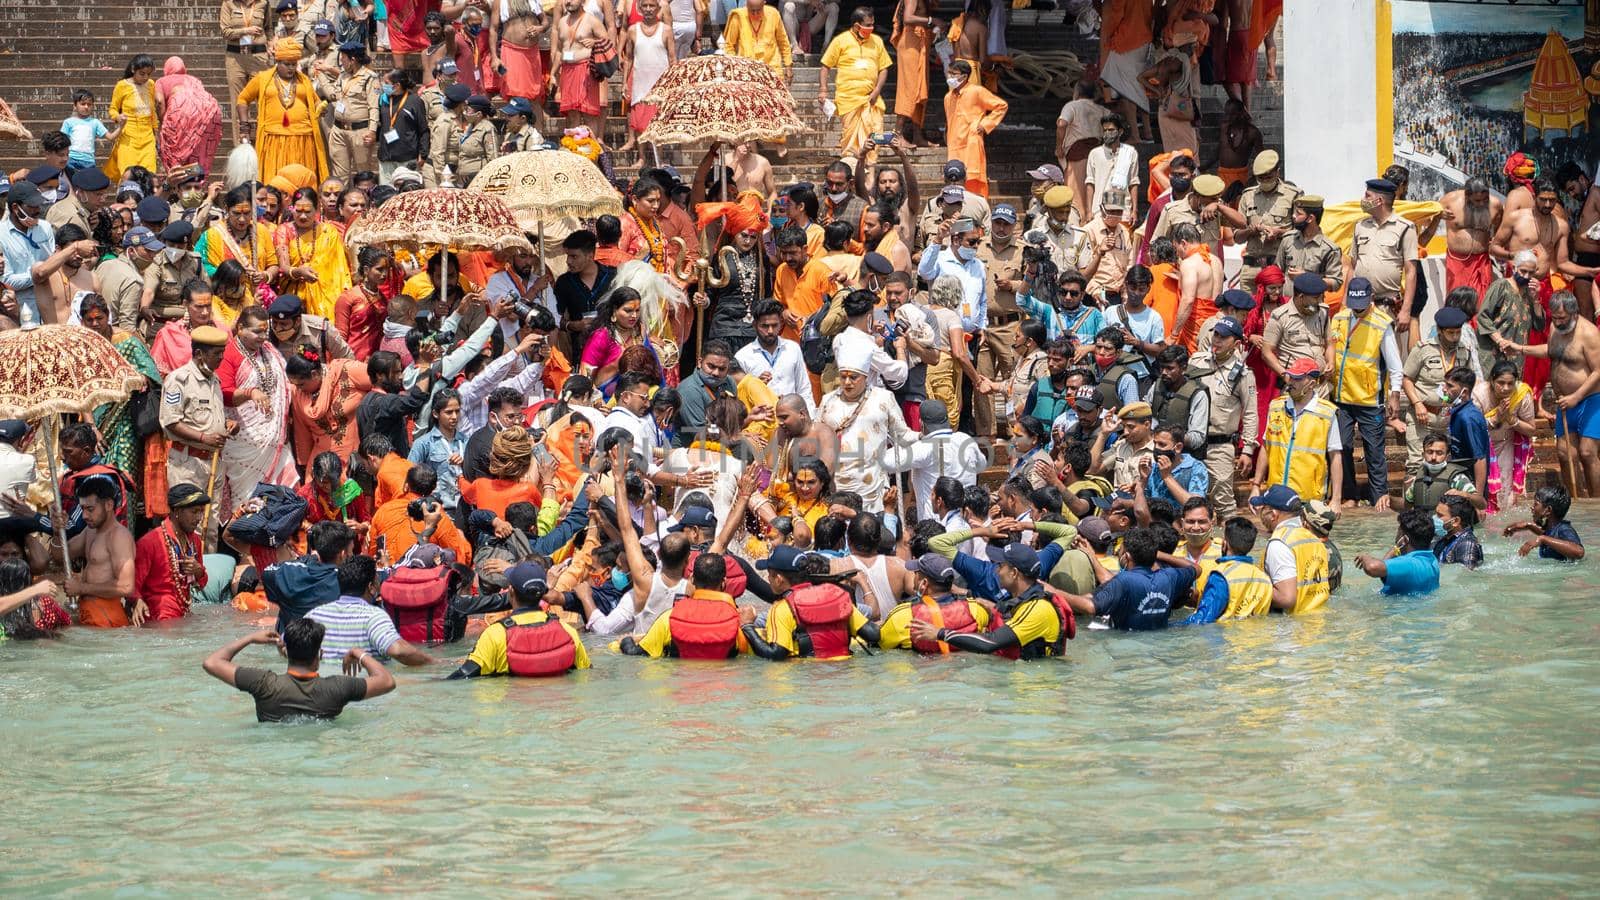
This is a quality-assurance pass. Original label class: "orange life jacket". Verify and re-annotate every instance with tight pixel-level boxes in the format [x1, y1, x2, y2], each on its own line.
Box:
[786, 583, 855, 660]
[910, 595, 991, 654]
[503, 615, 578, 677]
[668, 594, 742, 659]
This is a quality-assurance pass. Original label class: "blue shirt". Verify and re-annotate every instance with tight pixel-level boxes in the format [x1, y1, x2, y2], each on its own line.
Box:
[408, 428, 468, 509]
[0, 215, 54, 324]
[917, 244, 988, 332]
[60, 115, 108, 165]
[1145, 453, 1210, 503]
[1381, 549, 1440, 595]
[1180, 554, 1254, 625]
[1091, 565, 1198, 630]
[1540, 520, 1583, 561]
[1447, 400, 1490, 467]
[952, 541, 1068, 604]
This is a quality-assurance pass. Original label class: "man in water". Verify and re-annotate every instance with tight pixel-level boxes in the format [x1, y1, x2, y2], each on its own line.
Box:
[64, 475, 137, 628]
[203, 619, 396, 722]
[1433, 494, 1483, 571]
[1494, 291, 1600, 497]
[1353, 509, 1440, 596]
[1503, 485, 1585, 562]
[1249, 484, 1330, 614]
[132, 484, 211, 623]
[1058, 525, 1195, 631]
[451, 562, 589, 677]
[907, 542, 1074, 653]
[1439, 176, 1502, 301]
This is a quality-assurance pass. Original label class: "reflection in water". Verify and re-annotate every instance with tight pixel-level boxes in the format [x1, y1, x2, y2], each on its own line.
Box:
[2, 511, 1598, 892]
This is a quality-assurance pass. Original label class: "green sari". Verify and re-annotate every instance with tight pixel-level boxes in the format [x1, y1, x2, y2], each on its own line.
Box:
[94, 330, 161, 513]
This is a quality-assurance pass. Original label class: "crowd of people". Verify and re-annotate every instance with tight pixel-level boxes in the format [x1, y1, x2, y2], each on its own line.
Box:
[0, 0, 1594, 724]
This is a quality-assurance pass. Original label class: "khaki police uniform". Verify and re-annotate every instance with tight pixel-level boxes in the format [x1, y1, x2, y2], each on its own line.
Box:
[322, 66, 381, 179]
[975, 236, 1023, 437]
[220, 0, 273, 139]
[425, 113, 461, 187]
[452, 119, 500, 188]
[501, 127, 541, 154]
[1262, 303, 1328, 374]
[1350, 215, 1418, 302]
[1237, 179, 1302, 291]
[1196, 350, 1258, 519]
[144, 251, 203, 324]
[45, 194, 92, 234]
[1401, 339, 1477, 474]
[271, 314, 354, 360]
[160, 358, 228, 499]
[1276, 231, 1344, 292]
[420, 83, 447, 122]
[1151, 195, 1222, 249]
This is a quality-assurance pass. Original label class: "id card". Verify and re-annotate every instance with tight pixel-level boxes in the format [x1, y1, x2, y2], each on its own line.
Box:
[334, 101, 347, 116]
[384, 129, 400, 143]
[563, 50, 578, 63]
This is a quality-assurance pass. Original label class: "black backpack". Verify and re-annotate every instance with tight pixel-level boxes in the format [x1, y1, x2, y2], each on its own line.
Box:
[225, 484, 310, 548]
[800, 307, 833, 375]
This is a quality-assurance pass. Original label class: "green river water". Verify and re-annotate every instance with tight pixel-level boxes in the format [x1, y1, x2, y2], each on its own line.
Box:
[2, 510, 1598, 896]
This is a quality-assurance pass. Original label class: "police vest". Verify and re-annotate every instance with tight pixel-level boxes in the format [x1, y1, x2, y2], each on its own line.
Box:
[1263, 396, 1338, 502]
[1267, 522, 1330, 614]
[1030, 374, 1074, 424]
[1095, 353, 1144, 413]
[1409, 463, 1467, 512]
[1330, 307, 1393, 407]
[1212, 558, 1273, 619]
[1150, 378, 1206, 434]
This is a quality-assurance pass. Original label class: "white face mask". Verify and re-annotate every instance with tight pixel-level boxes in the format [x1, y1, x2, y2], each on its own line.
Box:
[946, 76, 964, 90]
[826, 190, 848, 203]
[164, 247, 186, 264]
[956, 246, 977, 262]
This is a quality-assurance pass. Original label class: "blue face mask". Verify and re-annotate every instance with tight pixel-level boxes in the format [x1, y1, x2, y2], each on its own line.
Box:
[956, 246, 977, 262]
[770, 214, 789, 229]
[1432, 515, 1447, 539]
[381, 83, 394, 98]
[610, 568, 630, 591]
[467, 23, 482, 35]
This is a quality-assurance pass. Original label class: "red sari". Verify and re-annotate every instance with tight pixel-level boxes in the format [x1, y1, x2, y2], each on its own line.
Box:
[155, 58, 223, 174]
[1245, 265, 1286, 444]
[387, 0, 440, 54]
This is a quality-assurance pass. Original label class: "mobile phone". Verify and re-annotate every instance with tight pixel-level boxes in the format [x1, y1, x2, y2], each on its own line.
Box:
[375, 535, 387, 559]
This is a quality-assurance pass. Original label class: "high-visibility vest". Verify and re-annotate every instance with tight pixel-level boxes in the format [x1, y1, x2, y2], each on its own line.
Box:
[1266, 522, 1330, 614]
[1329, 307, 1393, 407]
[1212, 558, 1274, 619]
[1263, 395, 1338, 501]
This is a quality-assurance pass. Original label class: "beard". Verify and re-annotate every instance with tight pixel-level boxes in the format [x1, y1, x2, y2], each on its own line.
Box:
[1462, 201, 1492, 233]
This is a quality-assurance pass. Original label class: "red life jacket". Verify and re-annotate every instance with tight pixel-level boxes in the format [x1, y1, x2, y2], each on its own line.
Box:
[684, 548, 747, 597]
[909, 595, 990, 654]
[63, 463, 135, 524]
[1005, 589, 1076, 659]
[667, 594, 741, 659]
[786, 583, 855, 659]
[379, 565, 453, 643]
[503, 615, 578, 677]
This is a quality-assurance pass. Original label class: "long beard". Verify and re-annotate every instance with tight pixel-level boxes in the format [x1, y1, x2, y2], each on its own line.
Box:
[1462, 202, 1491, 233]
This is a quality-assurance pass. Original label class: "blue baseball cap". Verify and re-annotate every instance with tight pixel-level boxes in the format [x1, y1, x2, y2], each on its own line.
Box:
[507, 561, 549, 600]
[905, 552, 956, 584]
[1248, 484, 1303, 512]
[1218, 288, 1256, 310]
[1292, 272, 1327, 296]
[1213, 316, 1245, 340]
[1345, 276, 1373, 309]
[992, 203, 1018, 224]
[499, 97, 533, 117]
[756, 545, 809, 573]
[668, 506, 717, 533]
[985, 542, 1041, 577]
[122, 226, 165, 251]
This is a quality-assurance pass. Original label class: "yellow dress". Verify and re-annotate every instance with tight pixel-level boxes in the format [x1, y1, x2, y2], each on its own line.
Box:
[103, 79, 159, 181]
[237, 70, 329, 185]
[820, 31, 892, 160]
[276, 222, 351, 319]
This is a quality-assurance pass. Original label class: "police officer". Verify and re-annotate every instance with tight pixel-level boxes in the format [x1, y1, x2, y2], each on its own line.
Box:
[1152, 172, 1224, 253]
[320, 41, 381, 179]
[1234, 150, 1302, 292]
[135, 195, 171, 232]
[160, 326, 231, 532]
[498, 97, 541, 153]
[977, 202, 1023, 438]
[453, 94, 501, 187]
[1345, 177, 1419, 339]
[148, 221, 203, 325]
[426, 84, 471, 188]
[421, 59, 459, 122]
[266, 293, 353, 361]
[1037, 185, 1081, 275]
[1276, 194, 1344, 293]
[301, 19, 341, 93]
[45, 167, 108, 234]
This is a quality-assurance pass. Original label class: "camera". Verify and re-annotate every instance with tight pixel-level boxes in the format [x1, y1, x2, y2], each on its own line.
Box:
[407, 496, 440, 522]
[1021, 242, 1052, 266]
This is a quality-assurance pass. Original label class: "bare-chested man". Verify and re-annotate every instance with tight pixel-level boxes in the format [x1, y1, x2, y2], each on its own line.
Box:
[550, 0, 608, 136]
[1491, 179, 1596, 289]
[731, 142, 775, 198]
[1172, 222, 1223, 350]
[64, 477, 137, 627]
[1494, 291, 1600, 497]
[1440, 175, 1502, 301]
[1561, 161, 1600, 320]
[771, 394, 839, 478]
[489, 0, 550, 128]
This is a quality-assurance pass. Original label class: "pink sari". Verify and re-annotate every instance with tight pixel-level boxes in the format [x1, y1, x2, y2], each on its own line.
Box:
[156, 57, 223, 174]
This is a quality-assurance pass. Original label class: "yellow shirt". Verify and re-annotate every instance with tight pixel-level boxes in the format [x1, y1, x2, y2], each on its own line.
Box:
[635, 590, 749, 658]
[722, 6, 792, 75]
[466, 609, 592, 675]
[763, 596, 870, 657]
[878, 599, 993, 650]
[737, 373, 780, 443]
[1005, 594, 1065, 657]
[820, 31, 892, 114]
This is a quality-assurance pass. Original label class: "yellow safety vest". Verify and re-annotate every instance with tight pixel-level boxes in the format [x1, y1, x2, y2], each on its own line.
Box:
[1329, 307, 1393, 407]
[1266, 522, 1330, 614]
[1263, 395, 1338, 501]
[1188, 540, 1223, 587]
[1212, 558, 1273, 619]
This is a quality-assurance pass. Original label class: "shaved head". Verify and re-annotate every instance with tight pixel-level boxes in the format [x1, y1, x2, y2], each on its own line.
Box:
[778, 394, 810, 415]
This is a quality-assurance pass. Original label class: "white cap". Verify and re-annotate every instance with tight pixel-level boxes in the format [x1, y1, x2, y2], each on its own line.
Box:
[835, 340, 874, 374]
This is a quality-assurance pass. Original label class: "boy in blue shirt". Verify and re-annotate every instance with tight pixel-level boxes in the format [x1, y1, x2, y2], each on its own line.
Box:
[1354, 509, 1440, 595]
[1064, 525, 1198, 629]
[59, 89, 121, 173]
[1442, 363, 1490, 498]
[1504, 485, 1586, 562]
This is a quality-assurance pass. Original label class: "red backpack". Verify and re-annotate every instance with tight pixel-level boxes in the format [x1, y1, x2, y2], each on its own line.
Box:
[786, 583, 856, 659]
[667, 595, 742, 659]
[380, 566, 454, 644]
[503, 615, 578, 677]
[684, 548, 748, 597]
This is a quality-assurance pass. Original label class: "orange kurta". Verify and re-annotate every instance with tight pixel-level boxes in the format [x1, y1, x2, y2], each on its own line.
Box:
[943, 82, 1007, 198]
[370, 493, 473, 562]
[237, 69, 329, 185]
[891, 20, 931, 124]
[774, 258, 832, 341]
[1147, 261, 1182, 338]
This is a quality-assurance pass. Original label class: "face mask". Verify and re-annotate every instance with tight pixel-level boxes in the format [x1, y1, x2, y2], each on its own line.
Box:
[826, 190, 848, 203]
[1360, 199, 1380, 214]
[1422, 460, 1447, 477]
[1293, 216, 1311, 232]
[956, 246, 977, 262]
[610, 567, 630, 591]
[1432, 515, 1447, 539]
[770, 214, 788, 229]
[1257, 177, 1279, 191]
[1169, 175, 1192, 194]
[467, 23, 482, 34]
[163, 247, 185, 264]
[1094, 350, 1118, 367]
[1101, 132, 1119, 146]
[946, 76, 964, 90]
[1513, 272, 1531, 286]
[381, 83, 394, 98]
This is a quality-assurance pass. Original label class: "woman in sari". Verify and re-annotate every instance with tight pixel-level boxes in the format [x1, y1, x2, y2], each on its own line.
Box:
[1484, 360, 1537, 515]
[155, 57, 223, 175]
[104, 55, 162, 182]
[234, 40, 330, 185]
[542, 412, 596, 505]
[618, 177, 670, 273]
[275, 187, 351, 320]
[334, 246, 393, 360]
[216, 307, 299, 514]
[1242, 263, 1286, 445]
[285, 348, 372, 471]
[201, 185, 280, 297]
[80, 295, 161, 514]
[296, 450, 372, 529]
[579, 287, 657, 396]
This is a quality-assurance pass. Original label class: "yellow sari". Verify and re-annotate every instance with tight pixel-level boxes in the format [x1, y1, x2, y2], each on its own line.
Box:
[277, 221, 351, 319]
[237, 70, 329, 185]
[104, 78, 159, 181]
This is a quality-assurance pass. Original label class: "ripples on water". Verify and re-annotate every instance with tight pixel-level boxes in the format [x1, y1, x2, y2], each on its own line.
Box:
[2, 511, 1598, 894]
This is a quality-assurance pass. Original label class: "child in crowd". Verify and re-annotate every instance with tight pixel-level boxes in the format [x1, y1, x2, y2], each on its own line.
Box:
[1503, 486, 1585, 562]
[60, 89, 122, 173]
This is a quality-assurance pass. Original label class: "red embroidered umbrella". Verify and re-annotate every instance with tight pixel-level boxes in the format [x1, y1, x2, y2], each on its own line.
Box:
[640, 56, 804, 146]
[0, 96, 32, 142]
[641, 54, 791, 105]
[344, 188, 534, 254]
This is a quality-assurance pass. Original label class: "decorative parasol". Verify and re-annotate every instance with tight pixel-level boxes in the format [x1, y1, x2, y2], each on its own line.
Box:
[344, 188, 534, 254]
[641, 54, 791, 106]
[639, 80, 806, 146]
[0, 325, 145, 580]
[468, 151, 624, 229]
[0, 96, 32, 142]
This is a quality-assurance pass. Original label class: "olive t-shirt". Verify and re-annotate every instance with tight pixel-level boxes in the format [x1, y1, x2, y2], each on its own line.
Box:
[233, 667, 368, 723]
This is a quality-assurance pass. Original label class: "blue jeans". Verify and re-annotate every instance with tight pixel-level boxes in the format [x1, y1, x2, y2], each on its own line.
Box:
[1336, 403, 1388, 504]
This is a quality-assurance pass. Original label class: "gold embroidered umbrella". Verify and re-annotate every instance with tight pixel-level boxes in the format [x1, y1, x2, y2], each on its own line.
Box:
[0, 96, 31, 142]
[344, 188, 534, 254]
[641, 54, 791, 106]
[468, 151, 624, 229]
[640, 55, 804, 146]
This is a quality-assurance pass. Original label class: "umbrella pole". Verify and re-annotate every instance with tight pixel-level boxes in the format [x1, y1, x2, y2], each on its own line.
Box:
[46, 416, 72, 583]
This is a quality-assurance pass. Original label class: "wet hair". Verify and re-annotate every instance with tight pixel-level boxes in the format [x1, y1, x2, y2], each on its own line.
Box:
[812, 515, 847, 551]
[337, 555, 377, 596]
[308, 521, 356, 563]
[1534, 485, 1571, 521]
[1121, 526, 1158, 567]
[691, 552, 727, 590]
[77, 473, 119, 505]
[78, 293, 110, 322]
[55, 223, 89, 247]
[1440, 494, 1477, 530]
[908, 518, 947, 556]
[1222, 516, 1257, 555]
[0, 558, 50, 639]
[933, 476, 964, 513]
[1550, 290, 1580, 316]
[1397, 508, 1435, 552]
[281, 617, 326, 666]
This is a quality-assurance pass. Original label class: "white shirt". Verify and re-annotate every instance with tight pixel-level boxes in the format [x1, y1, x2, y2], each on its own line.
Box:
[832, 326, 907, 390]
[916, 244, 988, 332]
[633, 572, 687, 637]
[819, 386, 918, 512]
[601, 405, 660, 472]
[1085, 142, 1140, 215]
[0, 442, 33, 502]
[485, 268, 559, 320]
[1264, 516, 1302, 585]
[735, 338, 816, 415]
[889, 427, 985, 520]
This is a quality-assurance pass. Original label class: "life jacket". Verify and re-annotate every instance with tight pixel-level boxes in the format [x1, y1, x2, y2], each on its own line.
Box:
[1150, 377, 1206, 434]
[1095, 352, 1144, 413]
[1029, 374, 1074, 424]
[1329, 307, 1393, 407]
[1213, 558, 1274, 619]
[503, 614, 579, 677]
[379, 565, 453, 643]
[1004, 587, 1076, 659]
[667, 593, 742, 659]
[909, 594, 989, 654]
[1263, 395, 1338, 502]
[684, 548, 748, 598]
[1408, 463, 1467, 512]
[786, 583, 856, 660]
[1266, 521, 1330, 614]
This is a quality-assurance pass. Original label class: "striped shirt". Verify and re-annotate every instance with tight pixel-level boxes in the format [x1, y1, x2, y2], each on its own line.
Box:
[306, 596, 402, 661]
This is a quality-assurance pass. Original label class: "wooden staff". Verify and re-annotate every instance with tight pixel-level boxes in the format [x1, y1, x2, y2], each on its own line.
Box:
[201, 443, 223, 553]
[44, 416, 72, 582]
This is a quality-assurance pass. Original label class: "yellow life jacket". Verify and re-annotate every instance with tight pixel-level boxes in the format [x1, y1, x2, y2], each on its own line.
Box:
[1267, 521, 1330, 614]
[1187, 539, 1223, 586]
[1212, 558, 1274, 619]
[1329, 307, 1393, 407]
[1264, 395, 1338, 502]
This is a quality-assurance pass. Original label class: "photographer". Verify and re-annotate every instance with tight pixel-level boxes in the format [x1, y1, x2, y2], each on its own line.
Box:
[368, 464, 472, 564]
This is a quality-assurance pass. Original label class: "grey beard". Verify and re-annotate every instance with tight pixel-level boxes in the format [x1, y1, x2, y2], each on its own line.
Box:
[1557, 321, 1578, 334]
[1462, 202, 1492, 233]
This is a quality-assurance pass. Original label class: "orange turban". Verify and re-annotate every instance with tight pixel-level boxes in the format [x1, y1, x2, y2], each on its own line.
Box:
[274, 38, 304, 62]
[696, 189, 769, 237]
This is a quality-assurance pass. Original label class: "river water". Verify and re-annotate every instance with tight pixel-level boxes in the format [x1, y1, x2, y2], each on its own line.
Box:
[3, 510, 1598, 895]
